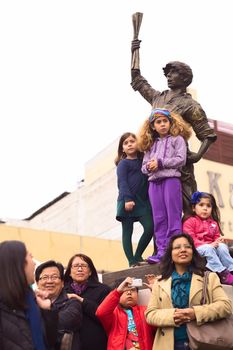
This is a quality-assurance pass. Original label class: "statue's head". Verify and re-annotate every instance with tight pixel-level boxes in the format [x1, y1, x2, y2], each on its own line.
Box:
[163, 61, 193, 87]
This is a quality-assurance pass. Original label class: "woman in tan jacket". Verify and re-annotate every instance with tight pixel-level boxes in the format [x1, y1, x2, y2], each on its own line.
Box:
[145, 233, 232, 350]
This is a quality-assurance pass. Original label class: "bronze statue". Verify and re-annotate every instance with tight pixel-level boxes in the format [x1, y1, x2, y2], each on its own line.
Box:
[130, 13, 217, 214]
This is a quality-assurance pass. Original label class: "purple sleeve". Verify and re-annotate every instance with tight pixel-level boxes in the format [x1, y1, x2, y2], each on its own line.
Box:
[161, 136, 187, 169]
[141, 151, 151, 174]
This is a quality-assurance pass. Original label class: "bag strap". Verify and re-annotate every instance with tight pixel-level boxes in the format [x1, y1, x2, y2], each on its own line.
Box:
[0, 308, 4, 350]
[201, 271, 210, 305]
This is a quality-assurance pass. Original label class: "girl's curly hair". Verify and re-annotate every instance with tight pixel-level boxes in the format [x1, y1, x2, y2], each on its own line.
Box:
[137, 112, 192, 152]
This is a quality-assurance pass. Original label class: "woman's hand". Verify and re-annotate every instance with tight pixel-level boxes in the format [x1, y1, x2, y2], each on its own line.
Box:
[67, 293, 84, 303]
[143, 274, 160, 290]
[173, 308, 196, 325]
[35, 289, 52, 310]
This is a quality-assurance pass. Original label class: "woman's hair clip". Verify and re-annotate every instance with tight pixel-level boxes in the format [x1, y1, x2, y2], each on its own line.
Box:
[191, 191, 204, 204]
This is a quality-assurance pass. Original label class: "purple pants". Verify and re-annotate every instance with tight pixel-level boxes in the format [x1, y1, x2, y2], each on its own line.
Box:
[148, 177, 182, 258]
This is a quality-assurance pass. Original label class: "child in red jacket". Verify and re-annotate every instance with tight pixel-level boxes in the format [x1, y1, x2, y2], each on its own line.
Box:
[96, 277, 155, 350]
[183, 191, 233, 285]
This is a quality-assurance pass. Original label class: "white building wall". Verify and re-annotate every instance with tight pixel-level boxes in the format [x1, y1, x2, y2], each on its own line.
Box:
[6, 137, 146, 243]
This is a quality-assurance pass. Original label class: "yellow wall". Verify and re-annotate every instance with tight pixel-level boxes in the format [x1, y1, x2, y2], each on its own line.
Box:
[0, 225, 153, 272]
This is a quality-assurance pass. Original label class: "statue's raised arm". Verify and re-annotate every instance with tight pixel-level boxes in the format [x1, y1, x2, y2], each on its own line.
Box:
[130, 13, 217, 214]
[131, 12, 143, 72]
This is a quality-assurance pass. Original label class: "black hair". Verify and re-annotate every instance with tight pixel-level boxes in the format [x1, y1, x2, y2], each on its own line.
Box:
[0, 240, 29, 309]
[163, 61, 193, 87]
[35, 260, 64, 282]
[159, 233, 206, 280]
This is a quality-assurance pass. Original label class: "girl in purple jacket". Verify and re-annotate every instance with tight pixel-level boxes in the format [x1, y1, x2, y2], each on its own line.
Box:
[138, 108, 191, 263]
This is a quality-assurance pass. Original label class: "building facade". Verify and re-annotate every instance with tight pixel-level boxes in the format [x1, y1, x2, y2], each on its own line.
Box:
[2, 119, 233, 270]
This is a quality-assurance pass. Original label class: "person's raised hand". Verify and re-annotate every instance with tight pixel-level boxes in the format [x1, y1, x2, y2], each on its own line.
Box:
[143, 274, 158, 290]
[131, 39, 141, 52]
[117, 277, 133, 293]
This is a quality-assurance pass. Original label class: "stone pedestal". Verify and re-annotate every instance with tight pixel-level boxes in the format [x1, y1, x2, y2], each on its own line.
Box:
[102, 263, 161, 289]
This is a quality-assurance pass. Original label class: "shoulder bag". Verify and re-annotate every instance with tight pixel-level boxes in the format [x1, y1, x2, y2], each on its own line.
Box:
[0, 308, 4, 350]
[60, 332, 74, 350]
[187, 271, 233, 350]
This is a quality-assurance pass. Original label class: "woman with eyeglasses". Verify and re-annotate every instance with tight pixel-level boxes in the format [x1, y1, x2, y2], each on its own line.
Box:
[0, 240, 58, 350]
[64, 254, 111, 350]
[145, 233, 232, 350]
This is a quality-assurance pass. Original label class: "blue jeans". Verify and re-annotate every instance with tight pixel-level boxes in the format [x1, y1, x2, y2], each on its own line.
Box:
[174, 341, 190, 350]
[197, 243, 233, 272]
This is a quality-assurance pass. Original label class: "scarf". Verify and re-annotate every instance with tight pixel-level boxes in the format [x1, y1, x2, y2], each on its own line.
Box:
[71, 281, 88, 295]
[171, 271, 192, 308]
[25, 289, 47, 350]
[124, 309, 139, 350]
[125, 309, 138, 334]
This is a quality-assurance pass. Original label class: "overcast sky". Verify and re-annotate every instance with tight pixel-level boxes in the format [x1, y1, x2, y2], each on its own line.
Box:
[0, 0, 232, 220]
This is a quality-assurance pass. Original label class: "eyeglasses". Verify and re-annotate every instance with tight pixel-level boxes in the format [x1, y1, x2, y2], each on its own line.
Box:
[71, 263, 89, 269]
[172, 244, 192, 251]
[39, 275, 61, 281]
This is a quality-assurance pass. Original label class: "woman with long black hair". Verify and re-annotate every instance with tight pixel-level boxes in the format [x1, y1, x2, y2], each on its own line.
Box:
[0, 240, 58, 350]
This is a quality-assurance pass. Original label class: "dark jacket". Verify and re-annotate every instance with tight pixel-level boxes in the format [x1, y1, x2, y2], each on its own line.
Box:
[0, 298, 58, 350]
[64, 280, 111, 350]
[52, 289, 82, 350]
